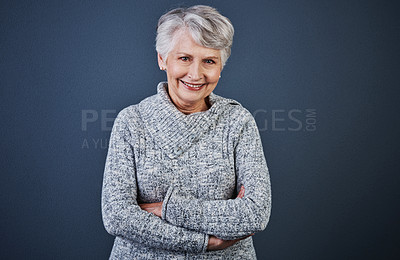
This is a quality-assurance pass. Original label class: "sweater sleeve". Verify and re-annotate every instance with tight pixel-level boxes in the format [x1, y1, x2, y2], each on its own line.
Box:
[161, 110, 271, 240]
[101, 109, 209, 253]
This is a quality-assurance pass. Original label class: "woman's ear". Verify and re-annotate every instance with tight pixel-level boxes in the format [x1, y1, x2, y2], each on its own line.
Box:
[157, 53, 166, 70]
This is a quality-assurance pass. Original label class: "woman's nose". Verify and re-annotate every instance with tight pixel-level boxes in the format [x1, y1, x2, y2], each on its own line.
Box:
[187, 62, 203, 81]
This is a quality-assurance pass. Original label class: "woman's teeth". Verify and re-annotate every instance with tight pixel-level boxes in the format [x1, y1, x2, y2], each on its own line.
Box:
[181, 80, 205, 88]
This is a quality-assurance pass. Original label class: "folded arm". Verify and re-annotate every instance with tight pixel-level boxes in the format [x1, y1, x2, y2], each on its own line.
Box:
[140, 187, 252, 251]
[160, 112, 272, 240]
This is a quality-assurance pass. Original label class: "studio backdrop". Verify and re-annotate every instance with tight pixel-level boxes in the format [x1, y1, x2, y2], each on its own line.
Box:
[1, 0, 399, 259]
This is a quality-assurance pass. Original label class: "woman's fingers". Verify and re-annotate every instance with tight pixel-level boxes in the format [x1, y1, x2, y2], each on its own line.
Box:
[235, 233, 254, 242]
[232, 234, 252, 244]
[237, 185, 245, 198]
[207, 233, 254, 251]
[138, 202, 163, 217]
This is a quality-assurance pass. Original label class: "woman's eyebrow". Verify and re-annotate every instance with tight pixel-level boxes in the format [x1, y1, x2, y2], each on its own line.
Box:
[175, 53, 220, 60]
[204, 56, 219, 60]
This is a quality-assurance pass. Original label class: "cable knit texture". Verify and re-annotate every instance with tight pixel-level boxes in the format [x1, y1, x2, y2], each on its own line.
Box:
[101, 82, 271, 259]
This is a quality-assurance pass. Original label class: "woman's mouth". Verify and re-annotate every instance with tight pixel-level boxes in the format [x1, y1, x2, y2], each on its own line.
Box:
[180, 80, 206, 91]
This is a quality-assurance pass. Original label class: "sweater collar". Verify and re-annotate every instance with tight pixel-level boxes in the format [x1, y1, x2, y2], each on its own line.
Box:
[139, 82, 232, 159]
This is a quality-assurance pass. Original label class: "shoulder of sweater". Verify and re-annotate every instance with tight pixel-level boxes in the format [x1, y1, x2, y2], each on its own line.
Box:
[216, 95, 254, 120]
[215, 96, 257, 132]
[114, 103, 145, 126]
[113, 92, 160, 128]
[211, 93, 252, 117]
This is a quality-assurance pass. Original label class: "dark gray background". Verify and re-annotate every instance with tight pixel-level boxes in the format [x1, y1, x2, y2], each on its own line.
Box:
[1, 0, 399, 259]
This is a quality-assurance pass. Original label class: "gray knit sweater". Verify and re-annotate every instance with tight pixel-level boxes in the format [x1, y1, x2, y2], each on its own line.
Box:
[101, 82, 271, 259]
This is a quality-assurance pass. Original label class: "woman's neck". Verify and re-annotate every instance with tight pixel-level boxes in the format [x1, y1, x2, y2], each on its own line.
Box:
[169, 94, 211, 115]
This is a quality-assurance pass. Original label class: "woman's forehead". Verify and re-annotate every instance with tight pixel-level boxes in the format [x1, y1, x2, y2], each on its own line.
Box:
[171, 32, 221, 58]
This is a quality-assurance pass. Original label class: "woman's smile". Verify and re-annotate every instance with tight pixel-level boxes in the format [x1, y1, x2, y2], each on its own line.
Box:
[180, 80, 206, 91]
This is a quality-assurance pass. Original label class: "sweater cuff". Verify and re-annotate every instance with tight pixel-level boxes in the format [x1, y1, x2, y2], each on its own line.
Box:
[161, 186, 175, 220]
[202, 234, 209, 253]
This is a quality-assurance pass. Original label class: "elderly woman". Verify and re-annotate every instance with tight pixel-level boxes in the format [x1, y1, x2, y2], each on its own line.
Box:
[102, 5, 271, 259]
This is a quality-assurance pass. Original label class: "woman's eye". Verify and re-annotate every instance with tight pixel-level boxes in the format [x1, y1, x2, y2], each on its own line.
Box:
[180, 57, 189, 61]
[205, 59, 215, 64]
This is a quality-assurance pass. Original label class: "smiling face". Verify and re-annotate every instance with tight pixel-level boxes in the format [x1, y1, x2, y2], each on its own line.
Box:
[158, 30, 222, 114]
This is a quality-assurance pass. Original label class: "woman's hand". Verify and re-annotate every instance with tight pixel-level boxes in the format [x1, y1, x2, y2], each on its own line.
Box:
[139, 202, 163, 217]
[237, 185, 245, 198]
[207, 233, 254, 251]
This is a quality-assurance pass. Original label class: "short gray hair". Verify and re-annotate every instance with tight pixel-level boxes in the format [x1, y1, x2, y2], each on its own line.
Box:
[156, 5, 234, 67]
